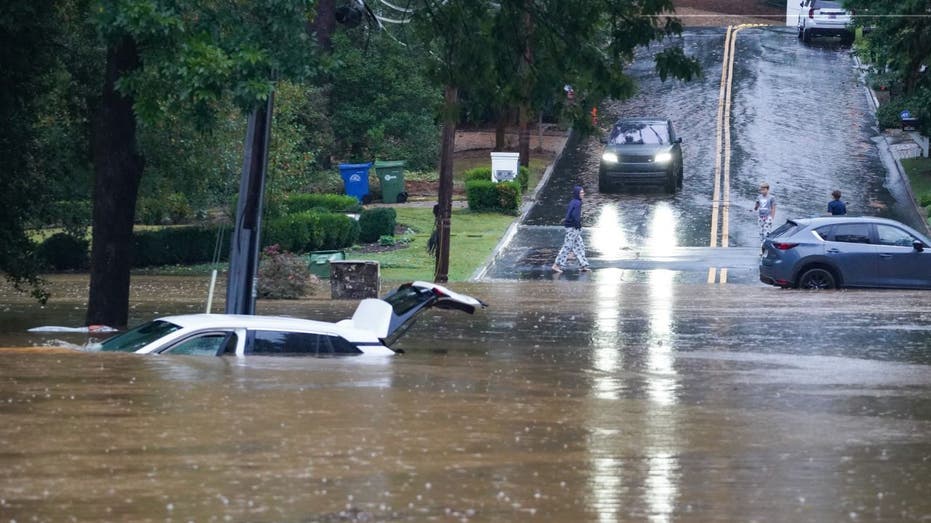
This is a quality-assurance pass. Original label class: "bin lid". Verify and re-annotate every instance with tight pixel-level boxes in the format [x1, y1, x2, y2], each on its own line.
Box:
[374, 160, 405, 169]
[490, 152, 520, 159]
[338, 162, 373, 170]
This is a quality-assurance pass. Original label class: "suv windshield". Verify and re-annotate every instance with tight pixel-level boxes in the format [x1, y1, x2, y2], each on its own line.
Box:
[98, 320, 181, 352]
[611, 122, 669, 145]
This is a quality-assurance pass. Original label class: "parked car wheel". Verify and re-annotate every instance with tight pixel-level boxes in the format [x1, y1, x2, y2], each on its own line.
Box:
[798, 267, 836, 290]
[802, 29, 812, 44]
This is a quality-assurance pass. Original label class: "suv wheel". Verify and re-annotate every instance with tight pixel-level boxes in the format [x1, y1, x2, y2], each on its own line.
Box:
[798, 268, 836, 290]
[664, 170, 677, 194]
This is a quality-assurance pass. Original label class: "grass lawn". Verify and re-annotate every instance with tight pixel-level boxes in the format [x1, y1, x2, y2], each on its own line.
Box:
[901, 157, 931, 227]
[347, 207, 514, 282]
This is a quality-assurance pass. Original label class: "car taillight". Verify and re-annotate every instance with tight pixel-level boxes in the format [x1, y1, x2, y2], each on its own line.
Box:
[809, 8, 815, 18]
[773, 242, 798, 250]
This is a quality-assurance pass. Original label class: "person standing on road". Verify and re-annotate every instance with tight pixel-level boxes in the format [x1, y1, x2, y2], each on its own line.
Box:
[754, 182, 776, 241]
[552, 186, 590, 273]
[828, 190, 847, 215]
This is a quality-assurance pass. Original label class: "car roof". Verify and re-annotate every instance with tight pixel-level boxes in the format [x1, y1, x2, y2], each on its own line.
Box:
[156, 314, 341, 332]
[792, 216, 914, 227]
[614, 117, 669, 124]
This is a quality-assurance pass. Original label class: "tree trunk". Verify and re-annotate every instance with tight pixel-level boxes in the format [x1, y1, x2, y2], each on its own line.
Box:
[86, 36, 143, 328]
[494, 110, 507, 151]
[434, 85, 458, 283]
[312, 0, 337, 50]
[518, 102, 531, 168]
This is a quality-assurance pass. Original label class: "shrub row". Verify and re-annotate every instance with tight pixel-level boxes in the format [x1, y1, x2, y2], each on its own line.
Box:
[137, 192, 194, 225]
[36, 233, 90, 271]
[463, 165, 530, 192]
[131, 212, 359, 268]
[358, 208, 397, 243]
[465, 180, 521, 214]
[263, 211, 360, 253]
[284, 193, 362, 214]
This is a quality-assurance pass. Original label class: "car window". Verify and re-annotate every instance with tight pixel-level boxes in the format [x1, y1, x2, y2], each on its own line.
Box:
[250, 331, 361, 355]
[610, 122, 669, 145]
[813, 225, 832, 240]
[99, 320, 181, 352]
[875, 225, 917, 247]
[164, 332, 235, 356]
[829, 223, 871, 244]
[814, 1, 843, 8]
[770, 221, 799, 238]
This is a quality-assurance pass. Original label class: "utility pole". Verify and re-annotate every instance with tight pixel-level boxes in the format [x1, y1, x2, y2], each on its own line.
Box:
[225, 94, 274, 315]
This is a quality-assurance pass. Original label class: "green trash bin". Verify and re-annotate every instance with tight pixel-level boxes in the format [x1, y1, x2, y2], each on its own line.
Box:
[308, 250, 345, 279]
[374, 160, 406, 203]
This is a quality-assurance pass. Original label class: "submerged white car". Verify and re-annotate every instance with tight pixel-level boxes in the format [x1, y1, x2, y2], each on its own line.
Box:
[91, 282, 486, 356]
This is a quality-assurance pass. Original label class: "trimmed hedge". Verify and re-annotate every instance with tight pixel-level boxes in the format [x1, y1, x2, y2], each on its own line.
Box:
[359, 208, 397, 243]
[132, 212, 359, 267]
[285, 193, 362, 214]
[466, 180, 521, 214]
[137, 192, 193, 225]
[36, 233, 89, 271]
[463, 165, 530, 192]
[263, 211, 360, 253]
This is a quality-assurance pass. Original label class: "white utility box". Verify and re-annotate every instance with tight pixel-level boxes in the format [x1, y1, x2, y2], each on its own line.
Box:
[490, 152, 520, 183]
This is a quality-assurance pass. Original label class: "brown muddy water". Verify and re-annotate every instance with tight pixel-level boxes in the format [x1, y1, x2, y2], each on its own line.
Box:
[2, 275, 931, 521]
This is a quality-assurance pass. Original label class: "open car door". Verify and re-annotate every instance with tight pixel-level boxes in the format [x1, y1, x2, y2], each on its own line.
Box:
[338, 282, 487, 348]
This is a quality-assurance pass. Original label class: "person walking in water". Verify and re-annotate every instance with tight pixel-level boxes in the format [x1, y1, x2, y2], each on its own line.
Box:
[828, 190, 847, 215]
[552, 186, 590, 273]
[753, 182, 776, 241]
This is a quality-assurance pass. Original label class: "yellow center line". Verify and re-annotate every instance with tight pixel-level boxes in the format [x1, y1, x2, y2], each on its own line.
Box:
[709, 24, 765, 284]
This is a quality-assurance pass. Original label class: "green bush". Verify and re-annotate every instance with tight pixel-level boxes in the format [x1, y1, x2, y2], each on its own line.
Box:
[133, 226, 229, 267]
[466, 180, 521, 214]
[359, 208, 397, 243]
[137, 192, 193, 225]
[263, 211, 359, 253]
[257, 244, 312, 299]
[876, 98, 912, 130]
[36, 233, 89, 271]
[463, 165, 529, 192]
[919, 192, 931, 208]
[285, 193, 362, 214]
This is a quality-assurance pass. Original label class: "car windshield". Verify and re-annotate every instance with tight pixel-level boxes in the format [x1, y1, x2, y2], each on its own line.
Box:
[98, 320, 181, 352]
[815, 1, 843, 8]
[610, 122, 669, 145]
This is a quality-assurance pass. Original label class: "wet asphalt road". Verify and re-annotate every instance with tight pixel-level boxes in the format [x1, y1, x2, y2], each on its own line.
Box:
[3, 281, 931, 521]
[485, 26, 923, 280]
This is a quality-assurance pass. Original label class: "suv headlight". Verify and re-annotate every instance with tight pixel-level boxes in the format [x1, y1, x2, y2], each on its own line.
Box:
[654, 152, 673, 163]
[602, 151, 619, 163]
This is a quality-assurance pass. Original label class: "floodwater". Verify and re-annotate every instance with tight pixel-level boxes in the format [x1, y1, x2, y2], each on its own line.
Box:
[3, 279, 931, 521]
[490, 27, 923, 279]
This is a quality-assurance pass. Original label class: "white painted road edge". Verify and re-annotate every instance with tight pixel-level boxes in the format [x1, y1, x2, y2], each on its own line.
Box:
[470, 130, 575, 281]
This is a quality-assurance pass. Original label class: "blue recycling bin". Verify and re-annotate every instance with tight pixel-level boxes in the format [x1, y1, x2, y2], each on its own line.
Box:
[339, 162, 372, 203]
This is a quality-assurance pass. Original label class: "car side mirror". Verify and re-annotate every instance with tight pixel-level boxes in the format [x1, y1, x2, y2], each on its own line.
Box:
[914, 240, 925, 252]
[675, 137, 683, 144]
[799, 1, 803, 6]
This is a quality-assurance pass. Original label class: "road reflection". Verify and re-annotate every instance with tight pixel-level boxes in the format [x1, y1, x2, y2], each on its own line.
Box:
[591, 204, 629, 260]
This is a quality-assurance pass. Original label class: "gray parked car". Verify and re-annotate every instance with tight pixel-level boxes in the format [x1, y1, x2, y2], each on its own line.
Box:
[599, 118, 683, 193]
[759, 217, 931, 290]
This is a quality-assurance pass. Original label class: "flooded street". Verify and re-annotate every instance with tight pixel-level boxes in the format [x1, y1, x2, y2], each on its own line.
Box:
[3, 280, 931, 521]
[486, 27, 923, 280]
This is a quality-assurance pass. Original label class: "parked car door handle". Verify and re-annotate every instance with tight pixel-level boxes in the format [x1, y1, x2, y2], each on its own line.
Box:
[827, 248, 840, 254]
[879, 254, 893, 259]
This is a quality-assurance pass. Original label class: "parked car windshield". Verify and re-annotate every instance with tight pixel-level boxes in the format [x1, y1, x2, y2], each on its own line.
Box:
[610, 122, 669, 145]
[98, 320, 181, 352]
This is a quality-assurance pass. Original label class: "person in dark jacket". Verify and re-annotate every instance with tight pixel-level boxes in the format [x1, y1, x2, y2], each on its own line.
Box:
[828, 190, 847, 215]
[552, 186, 590, 273]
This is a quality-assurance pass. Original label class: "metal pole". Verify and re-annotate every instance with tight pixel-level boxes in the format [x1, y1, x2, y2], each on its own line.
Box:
[225, 94, 275, 315]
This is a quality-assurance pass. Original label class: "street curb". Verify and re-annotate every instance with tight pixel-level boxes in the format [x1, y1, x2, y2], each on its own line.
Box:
[470, 129, 576, 281]
[852, 54, 931, 236]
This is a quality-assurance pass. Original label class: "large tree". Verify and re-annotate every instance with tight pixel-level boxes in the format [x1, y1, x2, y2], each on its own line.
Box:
[847, 0, 931, 132]
[86, 0, 317, 326]
[401, 0, 700, 281]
